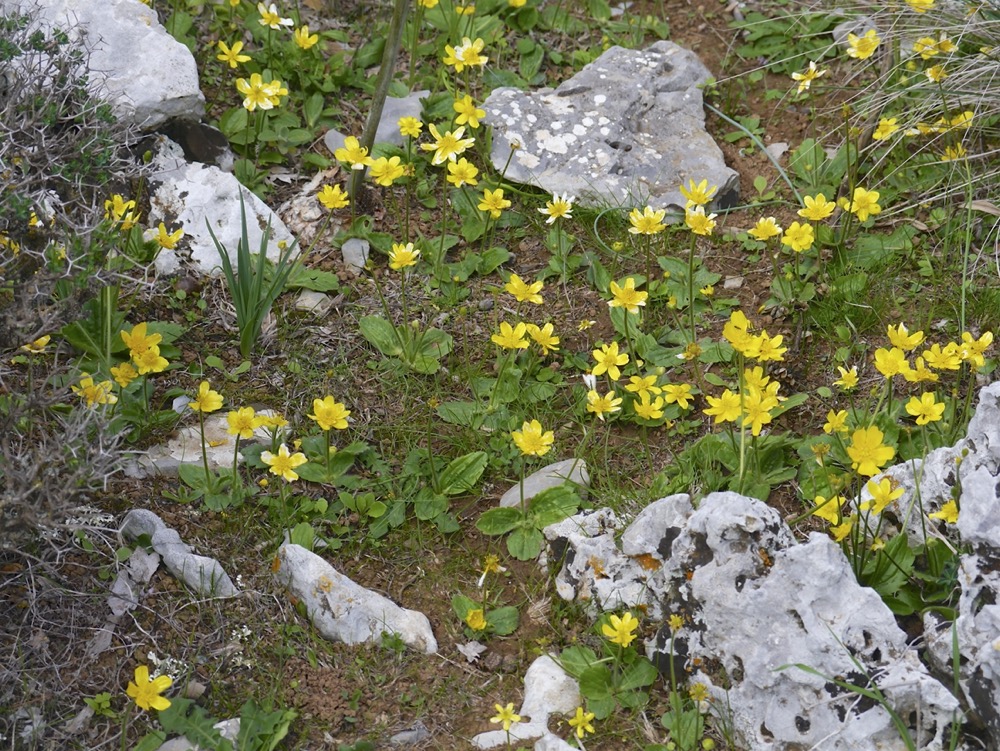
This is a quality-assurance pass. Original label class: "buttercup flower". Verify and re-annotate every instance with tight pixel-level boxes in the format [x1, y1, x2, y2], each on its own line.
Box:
[812, 494, 846, 524]
[421, 124, 475, 165]
[111, 362, 138, 388]
[906, 392, 945, 425]
[465, 608, 487, 631]
[634, 392, 665, 420]
[941, 143, 965, 161]
[848, 187, 881, 222]
[960, 331, 993, 368]
[834, 365, 859, 390]
[189, 381, 223, 413]
[887, 323, 924, 351]
[847, 29, 880, 60]
[538, 193, 574, 223]
[417, 0, 438, 6]
[388, 242, 420, 270]
[293, 25, 319, 50]
[492, 321, 529, 350]
[72, 373, 117, 407]
[742, 391, 773, 436]
[685, 205, 716, 236]
[679, 179, 717, 208]
[257, 2, 292, 29]
[479, 188, 511, 219]
[929, 500, 958, 524]
[567, 706, 595, 739]
[526, 323, 560, 354]
[628, 205, 666, 235]
[318, 184, 349, 209]
[217, 40, 251, 68]
[625, 374, 661, 399]
[847, 425, 895, 477]
[133, 347, 169, 375]
[663, 383, 693, 409]
[704, 389, 741, 424]
[798, 194, 836, 221]
[602, 611, 639, 647]
[791, 61, 826, 93]
[261, 443, 308, 482]
[926, 65, 948, 83]
[236, 73, 274, 112]
[874, 347, 910, 379]
[750, 214, 783, 242]
[591, 341, 629, 381]
[586, 390, 622, 420]
[863, 478, 904, 516]
[453, 94, 486, 129]
[309, 396, 350, 430]
[906, 0, 934, 11]
[608, 277, 648, 314]
[873, 118, 899, 141]
[923, 342, 962, 370]
[490, 703, 520, 732]
[369, 156, 405, 187]
[154, 223, 184, 250]
[511, 419, 554, 457]
[227, 406, 260, 439]
[781, 221, 814, 252]
[505, 273, 543, 304]
[824, 409, 849, 434]
[398, 116, 423, 138]
[104, 194, 140, 230]
[334, 136, 373, 170]
[121, 322, 162, 357]
[443, 37, 488, 72]
[126, 666, 172, 712]
[446, 157, 479, 187]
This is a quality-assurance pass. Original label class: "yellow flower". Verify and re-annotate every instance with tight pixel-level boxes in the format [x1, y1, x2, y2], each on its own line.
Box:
[602, 611, 639, 647]
[679, 179, 717, 208]
[217, 40, 251, 68]
[20, 334, 51, 354]
[261, 443, 308, 482]
[831, 516, 855, 542]
[874, 347, 911, 379]
[567, 706, 595, 739]
[847, 29, 880, 61]
[420, 123, 475, 165]
[941, 144, 966, 161]
[538, 193, 574, 224]
[236, 73, 274, 112]
[318, 184, 349, 209]
[634, 392, 665, 420]
[398, 116, 423, 138]
[834, 365, 858, 390]
[872, 118, 899, 142]
[781, 221, 814, 252]
[847, 425, 895, 477]
[453, 94, 486, 129]
[309, 396, 350, 430]
[492, 321, 529, 350]
[133, 347, 169, 375]
[685, 205, 716, 236]
[625, 375, 661, 399]
[887, 323, 924, 351]
[798, 194, 836, 221]
[126, 666, 172, 712]
[925, 65, 948, 83]
[465, 608, 487, 631]
[455, 3, 475, 14]
[417, 0, 438, 6]
[591, 341, 629, 381]
[668, 614, 684, 632]
[628, 205, 666, 235]
[334, 135, 373, 170]
[388, 242, 420, 270]
[154, 223, 184, 250]
[704, 389, 741, 424]
[812, 495, 846, 524]
[446, 157, 479, 188]
[110, 362, 138, 388]
[748, 217, 781, 241]
[257, 1, 292, 29]
[608, 277, 647, 314]
[511, 419, 554, 457]
[848, 187, 881, 222]
[72, 373, 117, 408]
[753, 331, 787, 362]
[479, 188, 511, 219]
[959, 331, 993, 368]
[121, 322, 162, 357]
[104, 194, 140, 230]
[443, 37, 488, 73]
[369, 156, 405, 187]
[863, 478, 903, 516]
[906, 0, 933, 11]
[490, 703, 521, 732]
[742, 390, 773, 436]
[903, 356, 939, 384]
[906, 392, 944, 425]
[509, 0, 527, 5]
[227, 406, 261, 439]
[586, 390, 622, 421]
[505, 273, 543, 304]
[929, 500, 958, 524]
[663, 383, 693, 410]
[913, 36, 940, 60]
[189, 381, 223, 413]
[293, 25, 319, 50]
[922, 342, 962, 370]
[723, 310, 754, 354]
[823, 409, 849, 434]
[791, 61, 826, 93]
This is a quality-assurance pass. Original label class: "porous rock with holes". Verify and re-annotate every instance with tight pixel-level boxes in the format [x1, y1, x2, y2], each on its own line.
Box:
[483, 40, 739, 211]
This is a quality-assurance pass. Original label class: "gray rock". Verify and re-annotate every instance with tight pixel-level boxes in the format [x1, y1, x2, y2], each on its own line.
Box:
[533, 734, 578, 751]
[148, 137, 297, 275]
[273, 544, 437, 654]
[483, 41, 739, 210]
[341, 237, 370, 275]
[295, 290, 334, 316]
[4, 0, 204, 130]
[646, 492, 960, 751]
[323, 90, 429, 157]
[500, 458, 589, 508]
[121, 510, 239, 598]
[471, 654, 579, 749]
[389, 720, 430, 746]
[154, 718, 240, 751]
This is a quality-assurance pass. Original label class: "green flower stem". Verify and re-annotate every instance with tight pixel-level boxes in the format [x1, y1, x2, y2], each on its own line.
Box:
[686, 232, 697, 345]
[198, 410, 212, 490]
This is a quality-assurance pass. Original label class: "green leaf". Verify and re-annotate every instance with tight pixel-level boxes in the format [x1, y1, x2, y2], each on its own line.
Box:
[285, 265, 341, 292]
[436, 400, 481, 426]
[178, 463, 211, 491]
[486, 606, 520, 636]
[236, 699, 297, 751]
[477, 246, 511, 275]
[438, 451, 487, 495]
[476, 507, 524, 536]
[451, 593, 477, 619]
[620, 658, 658, 691]
[134, 734, 167, 751]
[559, 645, 599, 678]
[158, 698, 230, 751]
[289, 522, 315, 550]
[579, 664, 613, 700]
[507, 526, 543, 560]
[414, 489, 449, 521]
[359, 315, 404, 357]
[529, 485, 581, 528]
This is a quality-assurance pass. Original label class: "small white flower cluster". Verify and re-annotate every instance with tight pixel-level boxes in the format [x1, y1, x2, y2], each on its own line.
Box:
[147, 651, 187, 682]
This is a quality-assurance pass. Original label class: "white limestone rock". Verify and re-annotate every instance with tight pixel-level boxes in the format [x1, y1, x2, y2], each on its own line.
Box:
[148, 137, 297, 275]
[471, 654, 579, 749]
[121, 510, 239, 597]
[340, 237, 370, 276]
[500, 459, 589, 508]
[273, 544, 437, 654]
[484, 41, 739, 210]
[5, 0, 204, 130]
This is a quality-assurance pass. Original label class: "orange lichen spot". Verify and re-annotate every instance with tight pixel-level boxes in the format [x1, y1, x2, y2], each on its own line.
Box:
[587, 556, 608, 579]
[271, 555, 282, 573]
[757, 548, 773, 568]
[633, 552, 661, 571]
